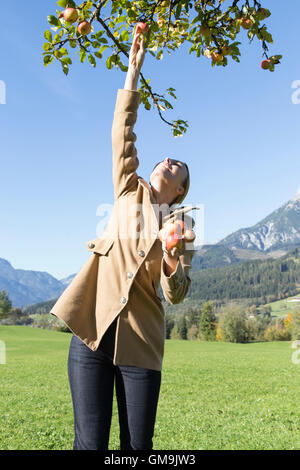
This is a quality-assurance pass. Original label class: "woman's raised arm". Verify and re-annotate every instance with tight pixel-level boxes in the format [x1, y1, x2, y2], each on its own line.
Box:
[124, 29, 146, 91]
[111, 28, 146, 199]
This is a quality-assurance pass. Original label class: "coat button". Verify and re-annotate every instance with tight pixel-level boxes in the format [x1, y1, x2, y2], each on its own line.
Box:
[120, 296, 127, 304]
[88, 242, 95, 249]
[127, 272, 133, 279]
[138, 250, 145, 257]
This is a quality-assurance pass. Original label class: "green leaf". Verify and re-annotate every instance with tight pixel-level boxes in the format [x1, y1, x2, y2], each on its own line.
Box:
[190, 15, 201, 27]
[80, 49, 87, 63]
[61, 56, 72, 65]
[47, 15, 61, 27]
[61, 61, 69, 76]
[44, 30, 53, 42]
[93, 31, 104, 39]
[57, 0, 68, 7]
[157, 50, 163, 60]
[43, 43, 52, 52]
[106, 55, 113, 69]
[99, 45, 108, 54]
[116, 15, 126, 24]
[54, 49, 63, 58]
[164, 100, 173, 109]
[120, 30, 129, 41]
[43, 55, 53, 66]
[88, 54, 96, 67]
[175, 2, 182, 19]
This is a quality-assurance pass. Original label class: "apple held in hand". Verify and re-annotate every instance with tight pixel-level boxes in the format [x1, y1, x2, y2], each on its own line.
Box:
[184, 229, 196, 242]
[159, 219, 196, 255]
[62, 7, 78, 24]
[161, 220, 185, 240]
[135, 22, 149, 34]
[78, 21, 92, 36]
[165, 233, 184, 252]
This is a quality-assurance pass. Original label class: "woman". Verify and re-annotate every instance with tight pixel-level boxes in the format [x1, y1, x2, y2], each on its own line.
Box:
[50, 29, 197, 450]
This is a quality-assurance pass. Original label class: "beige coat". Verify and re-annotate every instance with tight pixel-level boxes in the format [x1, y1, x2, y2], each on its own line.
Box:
[50, 89, 197, 371]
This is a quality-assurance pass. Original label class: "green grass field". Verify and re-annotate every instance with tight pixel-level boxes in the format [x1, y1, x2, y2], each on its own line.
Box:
[1, 326, 300, 450]
[266, 295, 300, 318]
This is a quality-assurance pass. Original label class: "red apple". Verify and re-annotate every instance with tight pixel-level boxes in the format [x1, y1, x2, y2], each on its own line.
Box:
[261, 59, 271, 70]
[63, 7, 79, 24]
[163, 220, 185, 239]
[184, 229, 196, 242]
[221, 45, 232, 56]
[200, 25, 211, 38]
[136, 22, 149, 34]
[241, 18, 253, 30]
[165, 233, 183, 252]
[211, 52, 224, 63]
[78, 21, 92, 36]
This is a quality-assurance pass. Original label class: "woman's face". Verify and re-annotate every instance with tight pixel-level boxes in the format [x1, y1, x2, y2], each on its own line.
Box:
[150, 157, 187, 193]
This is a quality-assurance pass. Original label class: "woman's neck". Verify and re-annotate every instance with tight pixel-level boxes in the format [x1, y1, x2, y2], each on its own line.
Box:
[149, 183, 173, 206]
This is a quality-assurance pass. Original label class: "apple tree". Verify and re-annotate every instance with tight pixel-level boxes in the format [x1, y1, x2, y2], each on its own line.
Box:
[43, 0, 282, 137]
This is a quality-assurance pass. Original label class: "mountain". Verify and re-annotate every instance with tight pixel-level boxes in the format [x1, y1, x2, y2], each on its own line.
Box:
[190, 188, 300, 271]
[217, 188, 300, 253]
[59, 273, 76, 286]
[0, 258, 66, 308]
[3, 188, 300, 307]
[188, 247, 300, 306]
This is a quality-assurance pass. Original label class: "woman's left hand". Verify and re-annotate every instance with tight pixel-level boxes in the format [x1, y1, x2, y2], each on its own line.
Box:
[128, 29, 146, 73]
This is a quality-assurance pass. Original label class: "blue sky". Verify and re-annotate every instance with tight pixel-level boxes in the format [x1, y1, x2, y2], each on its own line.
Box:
[1, 0, 300, 279]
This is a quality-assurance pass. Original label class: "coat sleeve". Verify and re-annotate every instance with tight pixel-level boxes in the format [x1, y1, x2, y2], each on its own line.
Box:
[160, 248, 195, 305]
[111, 89, 141, 199]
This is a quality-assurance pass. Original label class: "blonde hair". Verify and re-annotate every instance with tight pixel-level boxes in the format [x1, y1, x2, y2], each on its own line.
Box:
[169, 163, 190, 207]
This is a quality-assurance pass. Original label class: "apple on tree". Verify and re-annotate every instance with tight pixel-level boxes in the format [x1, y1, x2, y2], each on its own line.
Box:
[261, 59, 271, 70]
[240, 18, 253, 30]
[78, 21, 92, 36]
[60, 7, 78, 24]
[211, 52, 224, 64]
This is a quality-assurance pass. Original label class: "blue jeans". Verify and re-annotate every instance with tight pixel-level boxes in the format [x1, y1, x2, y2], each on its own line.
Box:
[67, 323, 161, 450]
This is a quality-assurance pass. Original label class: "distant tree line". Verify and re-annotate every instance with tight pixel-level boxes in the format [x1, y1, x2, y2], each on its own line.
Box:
[165, 300, 300, 344]
[2, 283, 300, 344]
[188, 248, 300, 305]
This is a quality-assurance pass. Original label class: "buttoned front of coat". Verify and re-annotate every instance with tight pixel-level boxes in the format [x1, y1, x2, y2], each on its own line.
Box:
[50, 89, 197, 371]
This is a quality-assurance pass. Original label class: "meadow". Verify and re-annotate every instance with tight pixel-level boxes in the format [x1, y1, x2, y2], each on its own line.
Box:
[1, 326, 300, 450]
[266, 295, 300, 318]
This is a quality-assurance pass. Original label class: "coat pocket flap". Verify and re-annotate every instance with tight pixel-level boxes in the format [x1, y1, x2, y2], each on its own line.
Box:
[85, 237, 114, 255]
